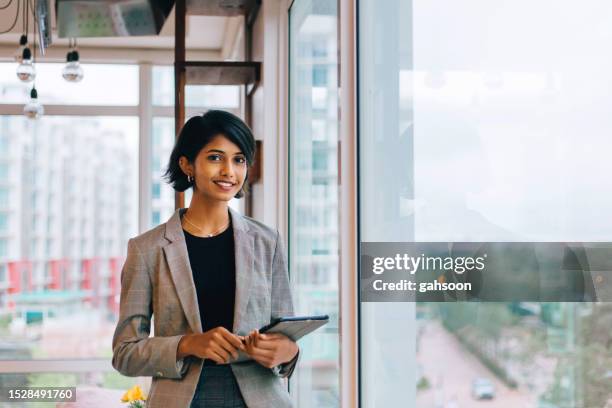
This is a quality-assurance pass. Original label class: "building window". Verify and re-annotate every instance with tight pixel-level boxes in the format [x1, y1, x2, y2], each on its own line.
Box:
[152, 182, 161, 199]
[152, 210, 161, 226]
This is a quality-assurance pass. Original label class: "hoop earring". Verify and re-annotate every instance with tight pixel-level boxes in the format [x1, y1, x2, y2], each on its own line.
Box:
[187, 174, 194, 184]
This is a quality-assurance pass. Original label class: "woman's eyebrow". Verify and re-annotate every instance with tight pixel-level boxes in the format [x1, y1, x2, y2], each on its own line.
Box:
[206, 148, 244, 155]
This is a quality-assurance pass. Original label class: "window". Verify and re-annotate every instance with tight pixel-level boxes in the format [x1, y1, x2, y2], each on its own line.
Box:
[0, 188, 8, 206]
[358, 1, 612, 407]
[0, 66, 138, 380]
[151, 67, 240, 108]
[152, 182, 161, 199]
[0, 64, 138, 105]
[290, 1, 340, 406]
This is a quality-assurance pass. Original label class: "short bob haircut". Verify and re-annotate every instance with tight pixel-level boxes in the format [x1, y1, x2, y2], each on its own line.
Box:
[163, 110, 256, 198]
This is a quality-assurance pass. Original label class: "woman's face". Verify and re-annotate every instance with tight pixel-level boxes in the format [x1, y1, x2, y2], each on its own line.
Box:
[187, 135, 248, 202]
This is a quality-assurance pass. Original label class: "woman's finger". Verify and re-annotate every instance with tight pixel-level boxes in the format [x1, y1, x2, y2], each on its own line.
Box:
[207, 349, 227, 365]
[252, 337, 279, 351]
[247, 346, 275, 360]
[219, 328, 246, 350]
[210, 343, 231, 363]
[214, 334, 240, 360]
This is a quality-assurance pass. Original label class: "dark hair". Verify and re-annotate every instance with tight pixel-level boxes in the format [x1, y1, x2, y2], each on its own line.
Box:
[163, 110, 256, 198]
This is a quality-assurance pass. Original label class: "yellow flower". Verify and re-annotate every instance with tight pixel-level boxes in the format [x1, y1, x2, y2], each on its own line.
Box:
[121, 385, 147, 403]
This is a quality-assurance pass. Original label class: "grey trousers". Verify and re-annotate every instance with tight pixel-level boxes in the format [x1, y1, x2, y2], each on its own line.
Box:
[190, 365, 248, 408]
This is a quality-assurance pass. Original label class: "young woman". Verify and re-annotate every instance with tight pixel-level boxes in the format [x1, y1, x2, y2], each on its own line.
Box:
[112, 110, 299, 408]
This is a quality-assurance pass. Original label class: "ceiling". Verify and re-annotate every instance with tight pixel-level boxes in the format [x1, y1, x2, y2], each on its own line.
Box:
[0, 2, 241, 51]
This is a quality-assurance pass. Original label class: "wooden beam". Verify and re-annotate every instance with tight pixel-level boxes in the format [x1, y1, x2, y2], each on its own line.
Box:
[175, 0, 187, 210]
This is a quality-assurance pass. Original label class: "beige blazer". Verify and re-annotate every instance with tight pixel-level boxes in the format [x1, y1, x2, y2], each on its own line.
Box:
[112, 208, 297, 408]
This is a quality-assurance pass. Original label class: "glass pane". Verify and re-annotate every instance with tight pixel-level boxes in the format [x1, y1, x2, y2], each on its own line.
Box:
[289, 0, 339, 406]
[359, 1, 612, 407]
[151, 118, 178, 227]
[0, 115, 138, 360]
[151, 66, 240, 108]
[0, 63, 138, 105]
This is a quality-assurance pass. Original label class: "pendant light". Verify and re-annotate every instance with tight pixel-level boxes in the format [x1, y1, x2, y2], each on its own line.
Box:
[23, 86, 44, 119]
[16, 46, 35, 82]
[62, 38, 84, 82]
[22, 5, 43, 120]
[14, 34, 27, 62]
[15, 0, 35, 82]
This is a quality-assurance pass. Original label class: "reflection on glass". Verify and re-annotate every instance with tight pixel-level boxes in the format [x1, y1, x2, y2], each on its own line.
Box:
[0, 116, 139, 360]
[360, 0, 612, 407]
[290, 1, 339, 406]
[0, 63, 138, 106]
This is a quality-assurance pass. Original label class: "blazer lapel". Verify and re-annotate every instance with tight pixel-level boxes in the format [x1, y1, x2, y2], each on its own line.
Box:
[230, 208, 254, 334]
[163, 208, 203, 334]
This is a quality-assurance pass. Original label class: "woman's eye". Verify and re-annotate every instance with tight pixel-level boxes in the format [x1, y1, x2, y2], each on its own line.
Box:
[208, 154, 222, 161]
[235, 157, 246, 164]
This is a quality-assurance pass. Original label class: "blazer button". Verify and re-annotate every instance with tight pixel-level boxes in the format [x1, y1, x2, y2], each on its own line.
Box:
[156, 371, 164, 377]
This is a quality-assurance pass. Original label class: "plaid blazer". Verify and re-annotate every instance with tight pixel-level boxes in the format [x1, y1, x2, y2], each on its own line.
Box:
[112, 208, 297, 408]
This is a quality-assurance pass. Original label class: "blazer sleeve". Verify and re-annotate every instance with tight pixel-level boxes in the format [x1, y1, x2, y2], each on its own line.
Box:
[270, 230, 300, 379]
[112, 238, 189, 379]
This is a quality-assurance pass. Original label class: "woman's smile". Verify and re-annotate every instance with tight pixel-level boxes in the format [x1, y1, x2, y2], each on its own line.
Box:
[213, 179, 237, 191]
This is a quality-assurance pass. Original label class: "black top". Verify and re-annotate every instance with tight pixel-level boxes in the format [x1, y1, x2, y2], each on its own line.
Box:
[183, 221, 235, 365]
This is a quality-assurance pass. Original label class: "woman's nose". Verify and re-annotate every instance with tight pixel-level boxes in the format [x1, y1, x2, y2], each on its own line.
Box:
[220, 160, 235, 177]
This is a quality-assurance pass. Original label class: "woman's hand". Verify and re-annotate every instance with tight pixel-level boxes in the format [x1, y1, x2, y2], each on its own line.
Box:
[177, 327, 245, 364]
[243, 330, 299, 369]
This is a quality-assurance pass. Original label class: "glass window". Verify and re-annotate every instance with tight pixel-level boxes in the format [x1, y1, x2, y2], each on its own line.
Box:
[0, 63, 138, 105]
[359, 1, 612, 407]
[151, 66, 240, 108]
[151, 117, 177, 229]
[0, 213, 7, 232]
[0, 188, 7, 206]
[152, 182, 161, 199]
[0, 115, 138, 360]
[152, 210, 161, 227]
[0, 163, 8, 179]
[290, 0, 339, 406]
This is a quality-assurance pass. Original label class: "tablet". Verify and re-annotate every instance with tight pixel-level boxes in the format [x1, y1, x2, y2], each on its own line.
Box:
[259, 315, 329, 341]
[230, 315, 329, 364]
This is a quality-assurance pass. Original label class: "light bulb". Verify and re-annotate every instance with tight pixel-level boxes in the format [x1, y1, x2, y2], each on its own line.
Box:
[62, 51, 83, 82]
[16, 48, 36, 82]
[23, 87, 44, 119]
[14, 35, 28, 63]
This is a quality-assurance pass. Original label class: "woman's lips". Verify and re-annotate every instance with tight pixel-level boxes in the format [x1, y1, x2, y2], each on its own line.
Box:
[214, 180, 236, 191]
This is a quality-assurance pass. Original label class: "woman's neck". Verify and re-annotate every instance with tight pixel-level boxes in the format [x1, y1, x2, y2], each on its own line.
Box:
[183, 195, 230, 233]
